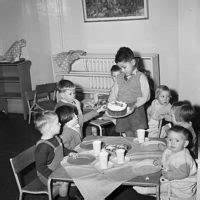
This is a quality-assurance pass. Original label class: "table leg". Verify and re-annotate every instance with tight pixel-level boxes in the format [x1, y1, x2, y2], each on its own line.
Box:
[48, 178, 53, 200]
[156, 183, 160, 200]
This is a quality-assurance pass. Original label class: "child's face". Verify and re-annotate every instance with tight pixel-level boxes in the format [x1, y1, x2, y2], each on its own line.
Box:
[117, 60, 136, 76]
[158, 90, 170, 105]
[61, 88, 75, 102]
[166, 131, 188, 153]
[48, 116, 61, 137]
[66, 114, 79, 128]
[111, 71, 120, 81]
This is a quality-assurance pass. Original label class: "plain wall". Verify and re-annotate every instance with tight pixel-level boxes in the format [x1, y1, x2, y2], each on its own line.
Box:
[0, 0, 199, 105]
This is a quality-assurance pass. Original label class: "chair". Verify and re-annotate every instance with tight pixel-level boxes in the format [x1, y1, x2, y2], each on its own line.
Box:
[25, 90, 42, 124]
[35, 83, 57, 111]
[10, 145, 58, 200]
[89, 118, 114, 136]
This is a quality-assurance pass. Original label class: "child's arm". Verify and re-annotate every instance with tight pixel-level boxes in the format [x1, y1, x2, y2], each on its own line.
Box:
[108, 81, 118, 102]
[35, 144, 54, 179]
[162, 164, 190, 181]
[135, 74, 150, 108]
[63, 147, 77, 156]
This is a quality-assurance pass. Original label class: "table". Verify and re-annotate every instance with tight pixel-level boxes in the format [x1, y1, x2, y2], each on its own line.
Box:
[48, 136, 165, 200]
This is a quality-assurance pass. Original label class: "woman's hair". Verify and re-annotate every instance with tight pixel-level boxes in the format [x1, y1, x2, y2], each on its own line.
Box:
[57, 79, 75, 93]
[155, 85, 170, 99]
[172, 101, 194, 123]
[166, 125, 190, 140]
[55, 105, 76, 126]
[34, 111, 57, 133]
[115, 47, 135, 63]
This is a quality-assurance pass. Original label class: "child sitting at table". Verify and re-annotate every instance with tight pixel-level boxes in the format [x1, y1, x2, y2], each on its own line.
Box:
[56, 79, 106, 137]
[109, 47, 150, 137]
[55, 105, 81, 150]
[147, 85, 171, 138]
[133, 125, 197, 200]
[160, 101, 196, 154]
[34, 111, 78, 197]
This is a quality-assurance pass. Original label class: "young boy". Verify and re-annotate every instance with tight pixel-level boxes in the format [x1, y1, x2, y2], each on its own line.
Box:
[133, 125, 197, 199]
[34, 111, 78, 197]
[56, 79, 106, 138]
[110, 47, 150, 136]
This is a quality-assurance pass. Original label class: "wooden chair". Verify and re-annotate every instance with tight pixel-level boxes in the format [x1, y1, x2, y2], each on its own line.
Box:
[10, 145, 58, 200]
[35, 83, 57, 111]
[25, 90, 42, 124]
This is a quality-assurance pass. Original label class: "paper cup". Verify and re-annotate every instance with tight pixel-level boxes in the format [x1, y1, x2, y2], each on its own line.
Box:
[99, 151, 109, 169]
[93, 140, 102, 156]
[137, 129, 145, 143]
[116, 149, 125, 164]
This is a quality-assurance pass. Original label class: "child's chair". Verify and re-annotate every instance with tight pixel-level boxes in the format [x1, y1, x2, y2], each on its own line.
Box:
[35, 83, 57, 111]
[25, 90, 42, 124]
[10, 145, 59, 200]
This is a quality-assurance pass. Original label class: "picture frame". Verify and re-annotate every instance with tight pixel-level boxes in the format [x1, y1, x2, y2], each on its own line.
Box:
[82, 0, 148, 22]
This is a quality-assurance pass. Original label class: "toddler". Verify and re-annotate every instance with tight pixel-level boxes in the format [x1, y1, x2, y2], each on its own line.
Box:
[55, 105, 81, 150]
[34, 111, 78, 197]
[108, 64, 121, 102]
[147, 85, 171, 138]
[56, 79, 106, 137]
[109, 47, 150, 136]
[134, 125, 197, 199]
[160, 101, 196, 152]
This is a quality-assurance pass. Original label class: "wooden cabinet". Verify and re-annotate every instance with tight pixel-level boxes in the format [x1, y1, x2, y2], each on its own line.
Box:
[0, 60, 32, 119]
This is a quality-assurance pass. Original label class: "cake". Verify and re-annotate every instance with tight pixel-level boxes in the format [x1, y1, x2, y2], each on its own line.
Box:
[107, 101, 127, 116]
[105, 144, 129, 152]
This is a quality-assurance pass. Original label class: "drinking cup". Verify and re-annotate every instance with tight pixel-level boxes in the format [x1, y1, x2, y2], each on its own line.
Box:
[116, 149, 125, 164]
[99, 151, 109, 169]
[93, 140, 102, 156]
[137, 129, 145, 143]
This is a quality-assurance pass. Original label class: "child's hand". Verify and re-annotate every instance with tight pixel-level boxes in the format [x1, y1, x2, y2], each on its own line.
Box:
[69, 152, 78, 159]
[97, 105, 107, 113]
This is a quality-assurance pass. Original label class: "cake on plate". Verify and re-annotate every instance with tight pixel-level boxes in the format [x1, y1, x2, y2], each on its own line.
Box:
[107, 101, 127, 116]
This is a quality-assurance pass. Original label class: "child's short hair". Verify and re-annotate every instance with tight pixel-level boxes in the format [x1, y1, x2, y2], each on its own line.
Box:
[55, 105, 76, 126]
[115, 47, 135, 63]
[34, 111, 57, 132]
[166, 125, 190, 140]
[172, 101, 194, 123]
[155, 85, 170, 99]
[57, 79, 75, 93]
[110, 65, 121, 73]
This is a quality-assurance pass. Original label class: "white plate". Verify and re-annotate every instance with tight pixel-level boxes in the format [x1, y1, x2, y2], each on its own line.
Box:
[110, 156, 130, 165]
[94, 161, 114, 170]
[105, 107, 134, 118]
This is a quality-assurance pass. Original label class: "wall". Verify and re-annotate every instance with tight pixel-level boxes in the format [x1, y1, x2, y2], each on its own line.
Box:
[0, 0, 199, 105]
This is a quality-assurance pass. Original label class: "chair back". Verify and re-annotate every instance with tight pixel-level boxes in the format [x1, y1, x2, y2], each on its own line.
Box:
[35, 83, 57, 101]
[10, 145, 36, 190]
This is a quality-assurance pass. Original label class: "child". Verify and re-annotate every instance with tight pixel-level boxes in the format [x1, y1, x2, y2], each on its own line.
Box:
[160, 101, 196, 152]
[108, 64, 121, 102]
[56, 79, 106, 137]
[133, 125, 197, 199]
[55, 105, 81, 150]
[34, 111, 78, 197]
[147, 85, 171, 138]
[110, 47, 150, 137]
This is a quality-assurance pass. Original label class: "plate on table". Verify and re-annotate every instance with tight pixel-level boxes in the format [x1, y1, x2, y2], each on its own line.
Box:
[104, 143, 132, 154]
[105, 107, 134, 119]
[67, 154, 96, 165]
[80, 140, 104, 150]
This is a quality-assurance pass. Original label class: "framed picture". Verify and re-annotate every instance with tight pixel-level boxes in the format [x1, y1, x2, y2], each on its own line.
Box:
[82, 0, 148, 22]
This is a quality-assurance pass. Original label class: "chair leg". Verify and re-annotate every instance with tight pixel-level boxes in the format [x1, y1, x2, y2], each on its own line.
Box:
[19, 192, 23, 200]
